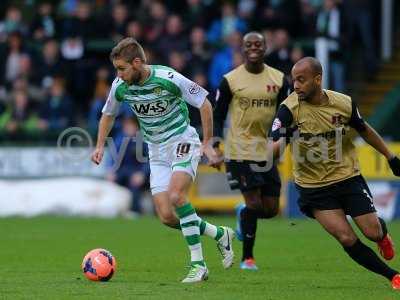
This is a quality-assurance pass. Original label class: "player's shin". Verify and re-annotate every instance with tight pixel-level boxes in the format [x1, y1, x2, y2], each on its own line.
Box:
[241, 207, 258, 261]
[199, 219, 224, 240]
[344, 239, 398, 280]
[175, 203, 205, 266]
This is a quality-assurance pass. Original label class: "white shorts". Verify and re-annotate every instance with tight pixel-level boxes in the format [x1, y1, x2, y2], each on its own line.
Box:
[148, 126, 201, 195]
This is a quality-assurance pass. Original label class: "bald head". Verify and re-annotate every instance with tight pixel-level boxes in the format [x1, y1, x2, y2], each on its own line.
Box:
[291, 57, 323, 101]
[293, 57, 322, 76]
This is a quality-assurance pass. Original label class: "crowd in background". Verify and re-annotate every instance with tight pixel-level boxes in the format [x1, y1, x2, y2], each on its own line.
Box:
[0, 0, 379, 215]
[0, 0, 379, 141]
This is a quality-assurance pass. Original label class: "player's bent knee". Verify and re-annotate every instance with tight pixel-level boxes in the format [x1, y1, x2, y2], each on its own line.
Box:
[158, 212, 178, 227]
[168, 191, 185, 206]
[336, 232, 357, 247]
[245, 201, 260, 210]
[263, 207, 279, 218]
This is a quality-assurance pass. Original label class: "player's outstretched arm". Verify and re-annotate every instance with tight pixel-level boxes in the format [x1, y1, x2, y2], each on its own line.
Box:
[91, 114, 115, 165]
[349, 100, 400, 176]
[358, 122, 400, 176]
[200, 98, 222, 169]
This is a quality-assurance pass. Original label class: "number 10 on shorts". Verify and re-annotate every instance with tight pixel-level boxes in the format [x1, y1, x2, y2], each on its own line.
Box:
[176, 143, 191, 158]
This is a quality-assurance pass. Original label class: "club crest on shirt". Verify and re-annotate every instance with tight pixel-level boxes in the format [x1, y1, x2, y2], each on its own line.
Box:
[331, 113, 343, 127]
[153, 87, 162, 95]
[272, 118, 282, 131]
[266, 84, 279, 93]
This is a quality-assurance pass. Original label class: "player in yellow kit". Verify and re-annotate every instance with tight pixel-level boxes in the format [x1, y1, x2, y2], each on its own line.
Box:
[271, 57, 400, 290]
[213, 32, 290, 270]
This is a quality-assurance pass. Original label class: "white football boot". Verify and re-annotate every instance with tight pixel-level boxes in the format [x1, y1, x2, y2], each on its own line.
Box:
[181, 264, 209, 283]
[217, 226, 235, 269]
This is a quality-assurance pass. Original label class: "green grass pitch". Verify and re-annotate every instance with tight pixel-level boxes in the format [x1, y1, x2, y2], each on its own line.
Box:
[0, 216, 399, 299]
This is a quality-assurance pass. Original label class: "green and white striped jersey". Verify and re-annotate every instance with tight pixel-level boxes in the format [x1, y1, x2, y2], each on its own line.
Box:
[102, 65, 208, 144]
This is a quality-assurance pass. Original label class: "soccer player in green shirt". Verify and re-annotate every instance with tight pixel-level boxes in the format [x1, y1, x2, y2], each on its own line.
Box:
[91, 38, 235, 283]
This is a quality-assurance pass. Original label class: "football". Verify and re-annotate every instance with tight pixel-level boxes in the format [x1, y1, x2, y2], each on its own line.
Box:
[82, 248, 117, 281]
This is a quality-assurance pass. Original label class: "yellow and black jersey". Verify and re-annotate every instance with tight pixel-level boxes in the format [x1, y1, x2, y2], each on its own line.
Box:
[214, 64, 290, 161]
[271, 89, 367, 188]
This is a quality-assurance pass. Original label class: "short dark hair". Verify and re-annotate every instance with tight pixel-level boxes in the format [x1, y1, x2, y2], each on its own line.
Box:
[243, 31, 265, 44]
[110, 37, 146, 63]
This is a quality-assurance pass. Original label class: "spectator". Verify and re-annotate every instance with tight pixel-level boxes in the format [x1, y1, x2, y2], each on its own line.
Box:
[265, 29, 292, 75]
[290, 45, 305, 66]
[142, 1, 167, 44]
[343, 0, 377, 76]
[30, 2, 57, 41]
[0, 0, 386, 142]
[60, 36, 84, 61]
[110, 3, 130, 42]
[300, 0, 319, 36]
[106, 116, 150, 217]
[88, 69, 110, 132]
[157, 14, 188, 62]
[262, 29, 276, 56]
[207, 2, 247, 45]
[238, 0, 257, 25]
[35, 39, 65, 89]
[125, 20, 145, 44]
[184, 0, 207, 27]
[316, 0, 346, 91]
[208, 31, 242, 90]
[0, 6, 27, 42]
[38, 77, 73, 132]
[287, 45, 305, 84]
[18, 54, 34, 83]
[57, 0, 79, 17]
[189, 27, 213, 74]
[255, 0, 302, 37]
[0, 90, 39, 137]
[6, 76, 45, 104]
[1, 32, 27, 87]
[60, 1, 96, 39]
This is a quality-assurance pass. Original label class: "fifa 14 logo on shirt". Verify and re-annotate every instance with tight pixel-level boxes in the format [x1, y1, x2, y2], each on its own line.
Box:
[132, 100, 168, 117]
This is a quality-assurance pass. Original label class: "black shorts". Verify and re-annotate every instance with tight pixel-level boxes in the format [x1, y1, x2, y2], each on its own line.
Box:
[225, 160, 281, 196]
[296, 175, 376, 218]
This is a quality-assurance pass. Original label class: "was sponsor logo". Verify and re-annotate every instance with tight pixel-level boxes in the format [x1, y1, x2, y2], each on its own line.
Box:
[132, 100, 169, 117]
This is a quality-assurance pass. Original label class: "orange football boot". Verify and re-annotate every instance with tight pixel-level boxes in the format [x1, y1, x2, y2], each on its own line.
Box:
[377, 234, 395, 260]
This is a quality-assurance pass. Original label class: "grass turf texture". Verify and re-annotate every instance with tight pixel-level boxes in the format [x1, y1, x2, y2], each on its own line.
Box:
[0, 216, 399, 300]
